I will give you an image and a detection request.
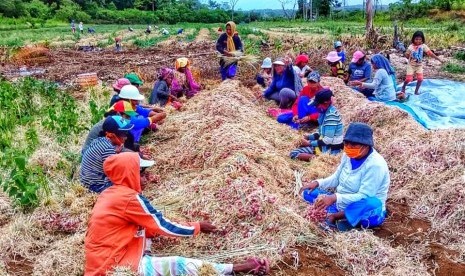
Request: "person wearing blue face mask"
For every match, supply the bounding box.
[290,89,344,161]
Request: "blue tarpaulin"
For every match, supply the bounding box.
[385,79,465,130]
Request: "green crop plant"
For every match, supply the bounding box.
[1,156,49,210]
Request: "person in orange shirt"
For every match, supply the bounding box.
[84,152,269,276]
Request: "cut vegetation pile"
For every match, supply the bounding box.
[0,76,464,275]
[12,46,52,65]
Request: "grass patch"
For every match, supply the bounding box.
[442,62,465,74]
[454,51,465,62]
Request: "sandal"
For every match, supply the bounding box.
[247,257,270,275]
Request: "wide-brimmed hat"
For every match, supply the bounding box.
[351,50,366,63]
[344,122,374,147]
[261,57,272,69]
[273,58,285,66]
[119,85,145,101]
[112,78,131,91]
[326,51,342,63]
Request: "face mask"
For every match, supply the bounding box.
[106,133,124,146]
[344,146,366,159]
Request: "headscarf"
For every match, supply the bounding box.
[175,57,190,70]
[371,54,395,75]
[307,71,321,83]
[158,67,174,81]
[225,21,237,52]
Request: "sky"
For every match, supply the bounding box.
[233,0,398,10]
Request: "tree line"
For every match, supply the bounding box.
[0,0,463,24]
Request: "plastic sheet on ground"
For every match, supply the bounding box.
[386,79,465,129]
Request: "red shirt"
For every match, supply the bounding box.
[291,84,324,115]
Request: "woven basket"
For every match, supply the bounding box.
[77,73,98,88]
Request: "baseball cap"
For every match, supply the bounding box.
[351,50,366,63]
[102,115,134,136]
[110,101,138,117]
[334,41,343,48]
[310,89,334,106]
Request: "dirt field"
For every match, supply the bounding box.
[1,27,465,276]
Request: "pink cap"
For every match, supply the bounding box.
[351,50,366,63]
[112,78,131,91]
[325,51,342,63]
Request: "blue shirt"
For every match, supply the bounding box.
[348,62,372,81]
[263,65,296,98]
[338,51,346,63]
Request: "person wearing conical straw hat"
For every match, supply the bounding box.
[85,152,270,276]
[299,122,390,231]
[172,57,201,99]
[216,21,243,80]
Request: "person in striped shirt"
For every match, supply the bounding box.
[290,89,344,161]
[80,115,134,193]
[85,152,270,276]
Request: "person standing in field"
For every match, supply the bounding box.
[399,31,443,97]
[79,22,84,34]
[71,20,76,33]
[216,21,243,80]
[115,37,122,52]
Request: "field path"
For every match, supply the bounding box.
[195,28,211,42]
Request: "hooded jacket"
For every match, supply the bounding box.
[84,152,200,275]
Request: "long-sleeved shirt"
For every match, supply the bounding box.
[85,152,199,275]
[150,80,170,106]
[310,105,344,147]
[81,119,105,154]
[263,65,296,98]
[216,33,243,54]
[362,69,396,102]
[317,149,390,211]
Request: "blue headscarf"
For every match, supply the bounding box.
[371,54,395,75]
